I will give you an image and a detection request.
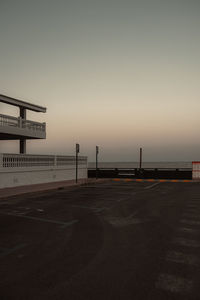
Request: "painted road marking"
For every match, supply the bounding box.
[184,207,200,211]
[186,208,200,214]
[144,182,160,189]
[183,213,200,219]
[112,179,193,183]
[178,227,199,234]
[172,237,200,248]
[108,217,146,227]
[1,212,78,229]
[188,200,200,203]
[156,273,193,293]
[0,243,27,258]
[107,213,149,227]
[186,205,199,209]
[95,208,106,212]
[166,251,199,266]
[180,219,200,226]
[70,205,106,211]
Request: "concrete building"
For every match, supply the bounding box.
[0,94,87,189]
[0,94,46,154]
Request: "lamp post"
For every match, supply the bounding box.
[96,146,99,179]
[139,147,143,170]
[76,143,80,183]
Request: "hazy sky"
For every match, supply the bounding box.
[0,0,200,161]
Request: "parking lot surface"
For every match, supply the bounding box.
[1,181,200,300]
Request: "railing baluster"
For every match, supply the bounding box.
[0,153,87,169]
[0,113,46,132]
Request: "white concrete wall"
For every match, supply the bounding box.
[0,165,87,188]
[192,162,200,179]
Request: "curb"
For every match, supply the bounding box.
[0,178,110,200]
[112,178,193,183]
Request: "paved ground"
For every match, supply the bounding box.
[1,181,200,300]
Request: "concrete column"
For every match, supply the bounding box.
[19,107,27,154]
[20,140,26,154]
[20,107,26,119]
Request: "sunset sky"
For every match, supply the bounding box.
[0,0,200,162]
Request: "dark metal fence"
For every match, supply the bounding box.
[88,168,192,180]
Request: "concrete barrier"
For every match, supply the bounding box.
[0,153,87,189]
[192,161,200,180]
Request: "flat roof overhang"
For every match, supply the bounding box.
[0,132,46,140]
[0,94,46,113]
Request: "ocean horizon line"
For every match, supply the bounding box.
[88,161,192,168]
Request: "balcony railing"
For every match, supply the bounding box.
[0,113,46,132]
[0,153,87,168]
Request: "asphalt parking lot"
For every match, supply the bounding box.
[1,180,200,300]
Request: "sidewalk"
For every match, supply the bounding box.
[0,178,109,199]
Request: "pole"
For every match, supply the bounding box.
[19,108,27,154]
[20,139,26,154]
[76,143,80,183]
[139,147,142,169]
[96,146,99,179]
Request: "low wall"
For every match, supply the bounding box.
[88,168,192,180]
[0,153,87,189]
[192,161,200,179]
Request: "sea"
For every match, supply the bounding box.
[88,162,192,169]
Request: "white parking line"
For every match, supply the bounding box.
[180,219,200,226]
[183,213,200,219]
[172,237,200,248]
[156,273,193,293]
[1,212,78,229]
[70,205,106,211]
[186,205,199,209]
[166,251,199,266]
[177,227,199,234]
[145,182,160,189]
[0,243,27,258]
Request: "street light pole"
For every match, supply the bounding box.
[139,147,142,170]
[76,143,80,183]
[96,146,99,180]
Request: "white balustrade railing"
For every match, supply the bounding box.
[0,114,19,127]
[0,153,87,169]
[0,113,46,132]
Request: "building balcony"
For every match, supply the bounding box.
[0,113,46,140]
